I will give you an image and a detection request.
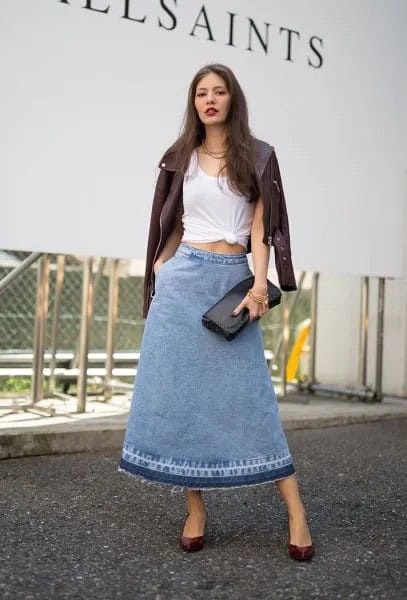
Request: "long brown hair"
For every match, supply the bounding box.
[166,63,260,203]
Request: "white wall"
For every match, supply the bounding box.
[315,276,407,396]
[1,0,406,280]
[315,197,407,396]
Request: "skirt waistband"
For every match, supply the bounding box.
[176,243,248,265]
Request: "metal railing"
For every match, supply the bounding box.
[0,248,386,418]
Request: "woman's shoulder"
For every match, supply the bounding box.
[251,137,276,177]
[156,140,183,168]
[157,138,276,171]
[252,136,275,156]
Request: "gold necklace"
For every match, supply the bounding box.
[201,139,227,159]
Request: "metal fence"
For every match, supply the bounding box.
[0,251,311,375]
[1,251,388,405]
[0,255,145,352]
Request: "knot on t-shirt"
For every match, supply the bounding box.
[224,232,238,244]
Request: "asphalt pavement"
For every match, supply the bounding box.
[0,419,406,600]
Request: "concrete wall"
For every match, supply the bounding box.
[315,275,407,396]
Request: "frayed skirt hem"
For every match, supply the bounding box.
[118,459,296,492]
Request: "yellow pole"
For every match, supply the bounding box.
[286,319,311,381]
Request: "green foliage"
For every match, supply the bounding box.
[0,377,31,392]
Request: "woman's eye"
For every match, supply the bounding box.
[196,91,226,97]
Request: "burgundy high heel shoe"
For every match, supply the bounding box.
[179,510,208,551]
[287,517,315,561]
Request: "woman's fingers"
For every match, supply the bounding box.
[153,259,163,275]
[231,302,243,316]
[232,299,270,321]
[248,304,268,321]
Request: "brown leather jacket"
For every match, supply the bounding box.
[142,137,297,318]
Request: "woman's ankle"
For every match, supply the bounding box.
[188,501,206,515]
[288,504,307,519]
[186,490,205,514]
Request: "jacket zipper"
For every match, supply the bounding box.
[268,177,280,247]
[267,185,273,246]
[150,213,163,299]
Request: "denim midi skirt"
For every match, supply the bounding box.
[119,242,295,490]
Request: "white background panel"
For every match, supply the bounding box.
[1,0,406,277]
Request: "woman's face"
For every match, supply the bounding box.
[194,72,231,125]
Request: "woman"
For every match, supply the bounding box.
[119,63,314,561]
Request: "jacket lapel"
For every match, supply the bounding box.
[157,149,179,172]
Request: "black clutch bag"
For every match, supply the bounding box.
[202,275,281,341]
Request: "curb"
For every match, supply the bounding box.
[282,412,407,431]
[0,429,124,460]
[1,412,406,460]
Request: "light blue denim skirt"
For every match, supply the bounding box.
[119,242,295,490]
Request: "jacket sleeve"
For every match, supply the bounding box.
[270,149,297,292]
[142,166,173,318]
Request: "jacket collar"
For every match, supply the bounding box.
[158,138,274,178]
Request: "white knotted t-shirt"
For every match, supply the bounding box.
[181,149,254,249]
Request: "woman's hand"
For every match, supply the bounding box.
[232,285,269,322]
[153,259,164,276]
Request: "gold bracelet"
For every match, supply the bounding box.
[248,295,268,308]
[247,287,268,301]
[247,289,269,306]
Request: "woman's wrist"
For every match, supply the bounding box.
[247,287,268,304]
[252,281,268,294]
